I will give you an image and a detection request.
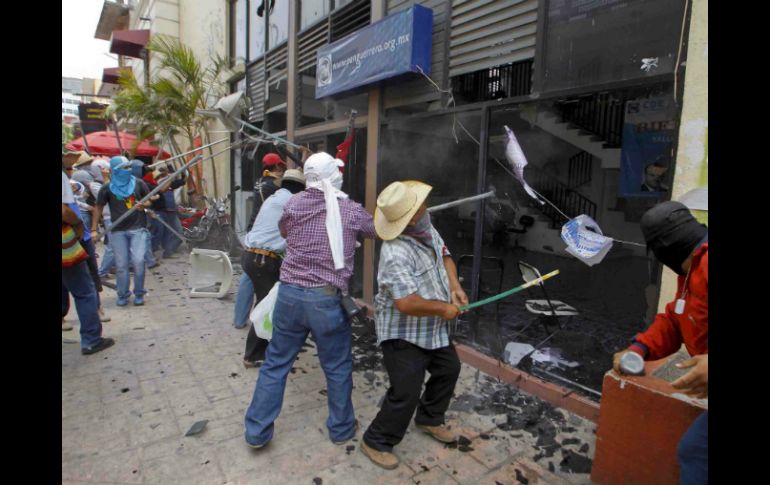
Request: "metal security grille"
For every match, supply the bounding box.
[449,0,538,77]
[452,59,532,102]
[329,0,370,42]
[298,19,330,73]
[246,58,265,122]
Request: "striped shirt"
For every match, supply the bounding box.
[279,189,376,293]
[374,226,452,350]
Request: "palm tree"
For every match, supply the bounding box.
[109,35,233,198]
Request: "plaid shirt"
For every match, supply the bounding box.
[374,226,452,350]
[279,189,376,293]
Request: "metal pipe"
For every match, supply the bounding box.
[147,137,230,169]
[146,209,188,243]
[233,117,301,149]
[470,106,490,303]
[427,190,495,213]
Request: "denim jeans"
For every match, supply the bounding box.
[110,228,147,301]
[233,272,255,328]
[149,217,163,252]
[98,218,115,276]
[61,260,103,350]
[160,211,184,257]
[678,411,708,485]
[143,228,157,266]
[244,284,355,446]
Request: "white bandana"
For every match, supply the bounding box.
[304,152,348,270]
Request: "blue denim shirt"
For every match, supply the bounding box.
[244,188,292,253]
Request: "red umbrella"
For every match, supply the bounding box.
[66,131,170,159]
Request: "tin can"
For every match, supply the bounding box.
[619,352,645,376]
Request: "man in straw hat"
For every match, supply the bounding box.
[360,180,468,470]
[244,152,376,449]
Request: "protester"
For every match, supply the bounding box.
[243,152,376,448]
[612,201,708,485]
[241,169,306,367]
[91,156,151,306]
[233,273,255,329]
[131,160,159,269]
[155,163,187,258]
[359,181,467,469]
[62,170,114,355]
[249,153,286,229]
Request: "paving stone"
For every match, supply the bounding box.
[410,465,461,485]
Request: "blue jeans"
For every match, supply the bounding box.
[98,218,114,276]
[143,228,157,266]
[110,229,147,301]
[160,211,184,257]
[149,217,163,252]
[61,260,103,350]
[233,272,255,328]
[678,411,708,485]
[244,284,354,446]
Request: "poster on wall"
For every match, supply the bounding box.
[619,96,676,198]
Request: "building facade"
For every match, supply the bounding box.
[226,0,707,395]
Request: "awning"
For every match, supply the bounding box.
[110,29,150,59]
[102,67,122,85]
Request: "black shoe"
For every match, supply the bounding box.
[333,419,359,445]
[82,337,115,355]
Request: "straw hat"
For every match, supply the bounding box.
[276,169,306,187]
[73,151,95,168]
[375,180,433,240]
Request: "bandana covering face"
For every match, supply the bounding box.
[403,211,433,246]
[304,152,348,270]
[109,156,136,200]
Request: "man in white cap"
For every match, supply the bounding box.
[244,152,376,449]
[360,180,468,470]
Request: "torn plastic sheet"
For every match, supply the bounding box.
[503,342,535,367]
[503,125,543,204]
[561,215,613,266]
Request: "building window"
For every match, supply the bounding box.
[268,0,289,48]
[233,0,247,62]
[249,1,266,59]
[300,0,330,31]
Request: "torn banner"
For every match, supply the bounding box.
[504,125,543,205]
[561,215,613,266]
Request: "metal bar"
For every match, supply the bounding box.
[233,117,301,149]
[461,270,560,311]
[534,368,603,398]
[146,137,229,169]
[427,190,495,213]
[146,209,188,243]
[470,106,490,303]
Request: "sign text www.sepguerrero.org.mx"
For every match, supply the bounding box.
[332,34,412,73]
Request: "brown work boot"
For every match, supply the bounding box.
[360,441,399,470]
[416,424,456,444]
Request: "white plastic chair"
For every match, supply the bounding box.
[188,248,233,298]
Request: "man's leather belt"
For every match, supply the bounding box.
[246,247,280,260]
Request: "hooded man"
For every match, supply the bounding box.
[360,181,468,470]
[243,152,376,449]
[612,200,708,484]
[91,156,151,306]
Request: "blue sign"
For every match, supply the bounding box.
[315,5,433,99]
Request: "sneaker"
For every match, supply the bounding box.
[98,308,111,322]
[116,298,129,307]
[147,261,160,269]
[62,318,73,331]
[134,296,145,306]
[243,359,259,368]
[360,440,399,470]
[82,337,115,355]
[245,438,269,449]
[415,424,457,444]
[332,420,359,445]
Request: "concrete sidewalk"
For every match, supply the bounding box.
[62,255,597,484]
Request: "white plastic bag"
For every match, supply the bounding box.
[249,282,280,340]
[560,214,613,266]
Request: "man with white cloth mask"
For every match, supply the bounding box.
[244,152,377,449]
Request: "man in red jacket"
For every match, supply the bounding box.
[613,201,707,485]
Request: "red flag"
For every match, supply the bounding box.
[335,128,355,168]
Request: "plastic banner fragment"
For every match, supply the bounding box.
[503,125,543,204]
[560,215,613,266]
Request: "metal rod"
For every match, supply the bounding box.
[233,117,301,149]
[470,106,490,303]
[427,190,495,213]
[146,209,188,243]
[110,115,125,156]
[460,270,560,311]
[147,137,230,169]
[533,368,603,398]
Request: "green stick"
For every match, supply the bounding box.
[460,270,560,311]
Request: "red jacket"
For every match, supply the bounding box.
[629,242,708,360]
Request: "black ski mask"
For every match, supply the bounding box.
[640,201,707,275]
